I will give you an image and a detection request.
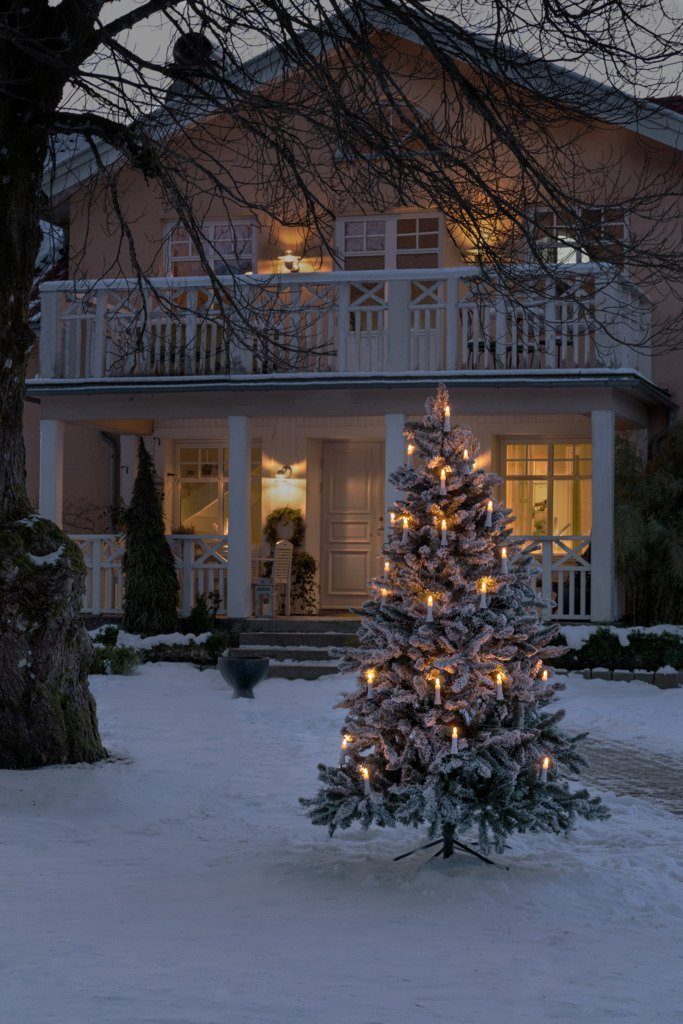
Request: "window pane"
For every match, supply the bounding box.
[180,482,220,533]
[505,479,548,534]
[552,479,592,535]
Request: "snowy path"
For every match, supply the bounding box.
[2,665,683,1024]
[581,740,683,817]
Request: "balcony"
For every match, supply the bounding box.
[37,265,652,385]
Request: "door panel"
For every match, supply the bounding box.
[320,441,383,609]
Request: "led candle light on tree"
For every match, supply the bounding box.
[426,594,434,622]
[340,734,351,765]
[406,442,415,465]
[359,765,371,796]
[495,671,505,701]
[440,468,447,496]
[444,404,451,432]
[485,500,493,529]
[540,668,549,692]
[384,560,390,573]
[501,547,509,574]
[540,755,550,783]
[302,384,607,863]
[433,674,442,705]
[366,668,376,686]
[380,587,388,607]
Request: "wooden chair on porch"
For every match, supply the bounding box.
[252,539,294,617]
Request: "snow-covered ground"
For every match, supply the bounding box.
[2,665,683,1024]
[561,672,683,756]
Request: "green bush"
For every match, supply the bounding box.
[90,644,140,675]
[93,624,120,647]
[549,627,683,672]
[292,550,318,614]
[186,591,221,634]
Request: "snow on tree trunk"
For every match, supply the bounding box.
[0,517,106,768]
[302,385,608,857]
[122,439,179,636]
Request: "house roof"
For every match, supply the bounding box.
[44,7,683,199]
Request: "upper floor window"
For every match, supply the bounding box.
[167,221,257,276]
[340,213,442,271]
[535,208,626,267]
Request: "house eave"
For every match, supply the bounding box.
[26,368,675,408]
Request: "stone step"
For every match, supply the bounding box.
[266,661,342,680]
[241,617,360,635]
[240,631,358,649]
[241,644,340,662]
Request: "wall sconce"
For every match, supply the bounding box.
[282,249,300,273]
[275,463,293,479]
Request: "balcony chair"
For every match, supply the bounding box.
[251,539,294,617]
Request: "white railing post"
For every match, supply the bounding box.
[184,286,198,375]
[39,286,60,378]
[591,409,616,621]
[336,281,349,372]
[445,275,458,369]
[386,278,411,371]
[91,538,102,615]
[90,285,107,377]
[540,539,553,621]
[181,538,194,617]
[227,416,252,617]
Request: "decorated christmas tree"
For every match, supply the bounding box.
[302,386,607,859]
[122,438,179,637]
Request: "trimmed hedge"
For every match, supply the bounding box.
[552,627,683,673]
[90,627,239,675]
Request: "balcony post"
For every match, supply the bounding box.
[39,419,64,527]
[91,285,107,377]
[227,415,252,618]
[386,278,411,371]
[384,413,405,540]
[590,409,616,622]
[39,286,59,378]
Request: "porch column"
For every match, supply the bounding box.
[590,409,616,622]
[119,434,139,506]
[39,419,64,527]
[227,415,252,618]
[384,413,405,538]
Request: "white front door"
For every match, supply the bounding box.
[320,441,383,610]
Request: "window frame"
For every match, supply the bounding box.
[165,219,259,277]
[336,211,444,270]
[500,437,592,538]
[173,441,262,541]
[532,206,628,268]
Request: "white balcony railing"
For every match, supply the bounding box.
[39,265,651,382]
[72,533,591,621]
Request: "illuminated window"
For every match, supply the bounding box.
[340,213,441,271]
[534,208,626,267]
[174,444,262,541]
[503,441,592,537]
[167,221,257,276]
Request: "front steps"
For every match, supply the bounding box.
[239,616,360,680]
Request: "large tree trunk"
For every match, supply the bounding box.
[0,106,106,768]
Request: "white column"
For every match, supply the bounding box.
[227,415,252,618]
[384,413,405,539]
[119,435,139,506]
[39,419,65,527]
[591,409,616,622]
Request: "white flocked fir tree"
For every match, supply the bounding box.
[302,386,608,859]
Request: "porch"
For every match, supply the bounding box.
[33,397,627,624]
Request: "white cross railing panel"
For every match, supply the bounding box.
[510,534,591,621]
[39,264,651,382]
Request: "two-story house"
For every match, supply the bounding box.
[27,21,682,625]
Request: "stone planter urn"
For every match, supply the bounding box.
[218,651,270,699]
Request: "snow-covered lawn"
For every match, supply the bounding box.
[2,665,683,1024]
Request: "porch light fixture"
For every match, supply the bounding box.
[275,463,293,479]
[282,249,300,272]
